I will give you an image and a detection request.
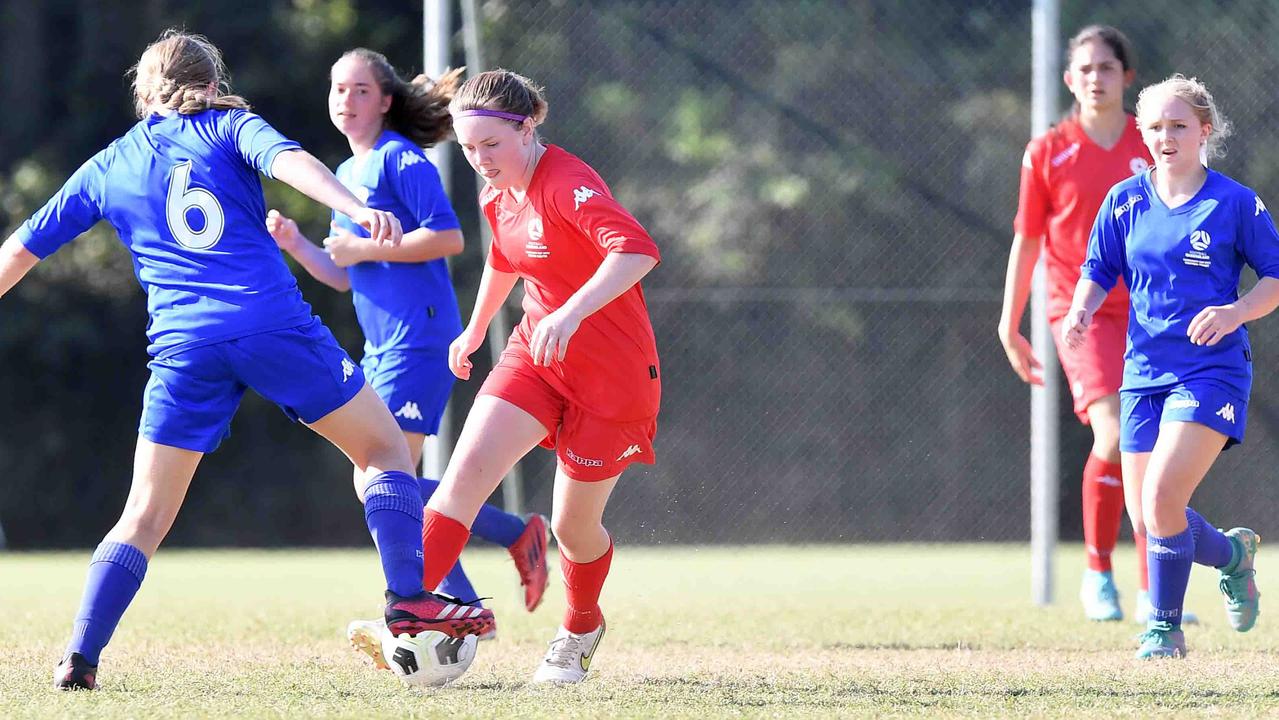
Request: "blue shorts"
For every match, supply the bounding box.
[361,349,454,435]
[139,319,365,453]
[1120,380,1247,453]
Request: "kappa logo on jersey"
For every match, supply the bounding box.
[572,185,599,210]
[1217,403,1236,424]
[1130,157,1150,174]
[616,444,642,461]
[565,448,604,468]
[395,401,423,421]
[397,151,426,172]
[1257,196,1269,217]
[1050,142,1080,168]
[1113,194,1143,219]
[341,358,356,382]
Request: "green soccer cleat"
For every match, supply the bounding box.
[1134,620,1186,660]
[1080,569,1123,621]
[1220,528,1261,632]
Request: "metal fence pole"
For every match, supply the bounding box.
[423,0,454,481]
[1030,0,1061,606]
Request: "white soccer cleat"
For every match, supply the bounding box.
[347,618,390,670]
[531,619,606,684]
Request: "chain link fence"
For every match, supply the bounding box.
[4,1,1279,548]
[453,0,1279,544]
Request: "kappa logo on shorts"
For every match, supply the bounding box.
[1217,403,1237,424]
[565,448,604,468]
[616,444,642,461]
[395,401,423,421]
[341,358,356,382]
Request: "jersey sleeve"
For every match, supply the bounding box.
[384,147,461,231]
[1013,139,1049,238]
[1238,192,1279,279]
[1080,189,1123,292]
[16,152,107,259]
[224,110,302,179]
[549,174,660,262]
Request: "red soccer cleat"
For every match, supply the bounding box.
[53,652,97,691]
[509,513,550,612]
[384,590,495,639]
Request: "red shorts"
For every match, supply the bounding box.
[478,351,658,482]
[1050,312,1126,423]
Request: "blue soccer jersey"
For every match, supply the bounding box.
[1082,168,1279,394]
[333,129,463,356]
[18,109,313,358]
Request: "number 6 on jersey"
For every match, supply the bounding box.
[166,160,225,249]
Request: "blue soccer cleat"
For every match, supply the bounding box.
[1134,620,1186,660]
[1220,528,1261,632]
[1080,569,1123,621]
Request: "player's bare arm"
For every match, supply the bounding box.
[0,234,40,299]
[529,252,658,366]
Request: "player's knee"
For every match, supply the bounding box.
[1142,494,1186,537]
[550,514,601,554]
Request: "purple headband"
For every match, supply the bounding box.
[454,109,528,123]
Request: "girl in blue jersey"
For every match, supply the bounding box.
[0,31,489,690]
[1065,75,1279,659]
[266,49,549,653]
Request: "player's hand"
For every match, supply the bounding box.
[448,326,487,380]
[529,306,583,367]
[323,223,370,267]
[1188,304,1244,346]
[349,207,402,247]
[265,210,302,253]
[998,330,1043,386]
[1062,307,1091,350]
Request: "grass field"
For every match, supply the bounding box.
[2,544,1278,718]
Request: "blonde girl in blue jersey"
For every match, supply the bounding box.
[0,30,492,690]
[267,50,550,656]
[1065,75,1279,658]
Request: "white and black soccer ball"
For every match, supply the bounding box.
[380,629,477,687]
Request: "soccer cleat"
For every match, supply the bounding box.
[1134,620,1186,659]
[1220,528,1261,632]
[531,619,606,684]
[348,616,496,672]
[52,652,97,690]
[347,619,391,671]
[1080,569,1123,621]
[384,589,496,639]
[509,513,550,612]
[1133,591,1199,626]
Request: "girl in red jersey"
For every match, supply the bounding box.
[422,69,659,683]
[998,25,1158,622]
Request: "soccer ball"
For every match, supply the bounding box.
[380,629,478,687]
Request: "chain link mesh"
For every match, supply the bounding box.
[463,1,1279,544]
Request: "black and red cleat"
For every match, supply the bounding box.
[384,590,495,639]
[509,513,550,612]
[53,652,97,691]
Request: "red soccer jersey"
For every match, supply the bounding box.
[481,144,661,423]
[1014,114,1151,321]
